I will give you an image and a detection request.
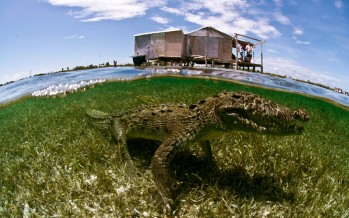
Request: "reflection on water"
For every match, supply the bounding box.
[0,67,348,108]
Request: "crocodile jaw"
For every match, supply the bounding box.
[222,111,306,134]
[214,92,310,135]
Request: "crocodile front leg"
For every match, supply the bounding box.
[150,135,187,214]
[111,120,138,175]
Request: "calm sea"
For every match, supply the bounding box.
[1,67,348,108]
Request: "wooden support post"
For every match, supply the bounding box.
[261,43,264,73]
[205,55,207,67]
[235,35,238,70]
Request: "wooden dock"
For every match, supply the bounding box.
[154,55,263,73]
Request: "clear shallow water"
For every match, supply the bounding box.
[1,67,349,216]
[1,67,348,108]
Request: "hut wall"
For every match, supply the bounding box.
[149,32,165,59]
[134,34,150,58]
[185,27,232,61]
[135,30,184,60]
[165,31,184,58]
[219,38,233,61]
[206,37,219,58]
[186,36,205,56]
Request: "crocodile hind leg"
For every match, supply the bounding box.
[150,136,184,215]
[111,120,138,176]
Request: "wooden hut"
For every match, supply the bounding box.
[133,26,264,72]
[185,26,232,66]
[133,29,185,65]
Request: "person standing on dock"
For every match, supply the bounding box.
[245,43,254,62]
[237,43,244,60]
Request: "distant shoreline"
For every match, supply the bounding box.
[142,65,349,96]
[0,64,133,87]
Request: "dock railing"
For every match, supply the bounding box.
[233,33,265,73]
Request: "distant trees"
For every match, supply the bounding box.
[61,61,119,72]
[73,65,98,71]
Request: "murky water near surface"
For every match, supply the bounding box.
[1,67,348,108]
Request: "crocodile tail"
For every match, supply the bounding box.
[86,109,113,130]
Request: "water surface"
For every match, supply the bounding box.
[1,67,348,108]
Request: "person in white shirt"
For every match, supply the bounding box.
[245,43,254,62]
[237,43,244,60]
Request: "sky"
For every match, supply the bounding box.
[0,0,348,89]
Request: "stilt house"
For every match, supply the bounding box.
[133,26,264,72]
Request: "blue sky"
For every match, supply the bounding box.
[1,0,348,89]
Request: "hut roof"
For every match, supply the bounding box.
[187,26,232,39]
[134,29,183,37]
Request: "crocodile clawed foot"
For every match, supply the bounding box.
[162,198,175,218]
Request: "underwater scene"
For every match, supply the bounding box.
[0,67,348,217]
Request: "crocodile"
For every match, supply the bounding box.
[86,91,309,214]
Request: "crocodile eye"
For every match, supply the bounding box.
[223,108,249,118]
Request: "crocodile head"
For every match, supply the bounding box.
[210,91,310,134]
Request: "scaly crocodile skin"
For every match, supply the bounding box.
[87,91,310,214]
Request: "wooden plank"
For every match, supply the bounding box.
[234,33,263,42]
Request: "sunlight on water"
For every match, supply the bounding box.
[32,79,106,97]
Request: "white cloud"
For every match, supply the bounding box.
[291,26,309,45]
[172,0,281,39]
[47,0,281,40]
[334,0,343,9]
[151,15,169,24]
[63,35,85,40]
[268,48,279,53]
[274,12,291,25]
[264,57,338,87]
[160,6,181,15]
[161,26,183,32]
[47,0,166,22]
[292,35,310,45]
[293,27,303,35]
